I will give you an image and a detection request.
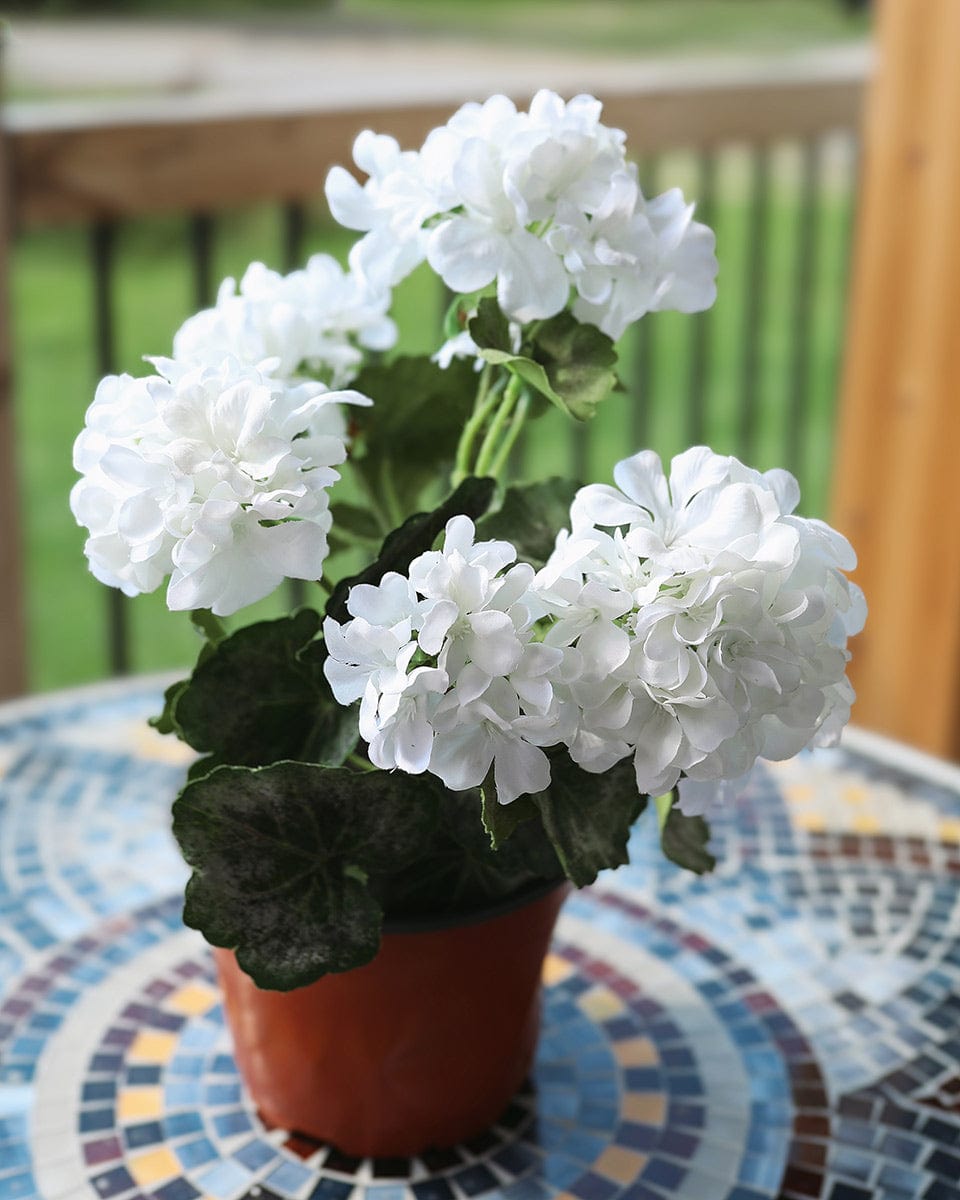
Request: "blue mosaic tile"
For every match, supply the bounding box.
[234,1138,278,1171]
[163,1112,205,1139]
[6,683,960,1200]
[265,1160,315,1192]
[211,1110,253,1138]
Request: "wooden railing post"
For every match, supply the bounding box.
[0,33,28,699]
[832,0,960,758]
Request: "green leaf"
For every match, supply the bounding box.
[469,295,513,353]
[655,790,716,875]
[442,288,495,340]
[327,501,383,545]
[170,609,357,770]
[533,754,647,887]
[532,312,619,421]
[149,678,188,737]
[381,787,562,916]
[173,761,440,989]
[477,477,581,569]
[326,476,496,626]
[350,355,480,512]
[480,774,538,849]
[469,300,619,422]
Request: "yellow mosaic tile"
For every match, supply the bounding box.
[578,987,624,1021]
[594,1146,649,1183]
[167,982,219,1016]
[940,818,960,844]
[794,810,826,833]
[134,724,199,765]
[621,1093,667,1124]
[842,784,869,807]
[785,784,813,805]
[614,1036,658,1066]
[127,1030,178,1063]
[129,1147,180,1186]
[542,953,574,986]
[852,813,882,835]
[116,1088,163,1121]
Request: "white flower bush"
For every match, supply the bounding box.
[70,90,865,984]
[327,90,717,338]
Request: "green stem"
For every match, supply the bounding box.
[452,364,502,485]
[487,388,530,480]
[348,752,377,773]
[475,373,523,478]
[379,456,404,528]
[191,609,226,644]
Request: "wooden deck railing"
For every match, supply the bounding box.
[1,52,870,697]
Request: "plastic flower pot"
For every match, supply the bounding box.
[213,882,570,1157]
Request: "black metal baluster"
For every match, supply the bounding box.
[686,150,716,447]
[786,139,821,488]
[90,221,129,676]
[738,145,770,462]
[190,212,215,310]
[282,200,306,272]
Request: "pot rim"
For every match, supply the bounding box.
[381,876,569,936]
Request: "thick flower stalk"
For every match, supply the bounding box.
[70,358,370,615]
[326,90,717,342]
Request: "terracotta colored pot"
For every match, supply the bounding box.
[213,882,569,1157]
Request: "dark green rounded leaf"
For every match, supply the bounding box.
[173,761,441,988]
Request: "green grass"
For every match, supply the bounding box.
[12,145,856,692]
[340,0,870,56]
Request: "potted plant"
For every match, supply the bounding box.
[69,91,865,1157]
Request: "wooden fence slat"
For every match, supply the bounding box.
[832,0,960,758]
[0,62,28,700]
[4,63,867,230]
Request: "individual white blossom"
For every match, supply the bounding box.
[322,516,564,804]
[173,255,395,392]
[534,447,865,804]
[551,184,719,340]
[71,358,371,616]
[325,90,717,336]
[433,329,481,370]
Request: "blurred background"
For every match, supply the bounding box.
[3,0,874,693]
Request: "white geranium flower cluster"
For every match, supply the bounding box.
[324,449,864,811]
[538,447,866,809]
[323,516,566,804]
[174,255,395,389]
[70,358,370,616]
[326,91,717,340]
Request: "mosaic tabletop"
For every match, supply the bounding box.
[3,679,960,1200]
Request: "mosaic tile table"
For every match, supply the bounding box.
[3,679,960,1200]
